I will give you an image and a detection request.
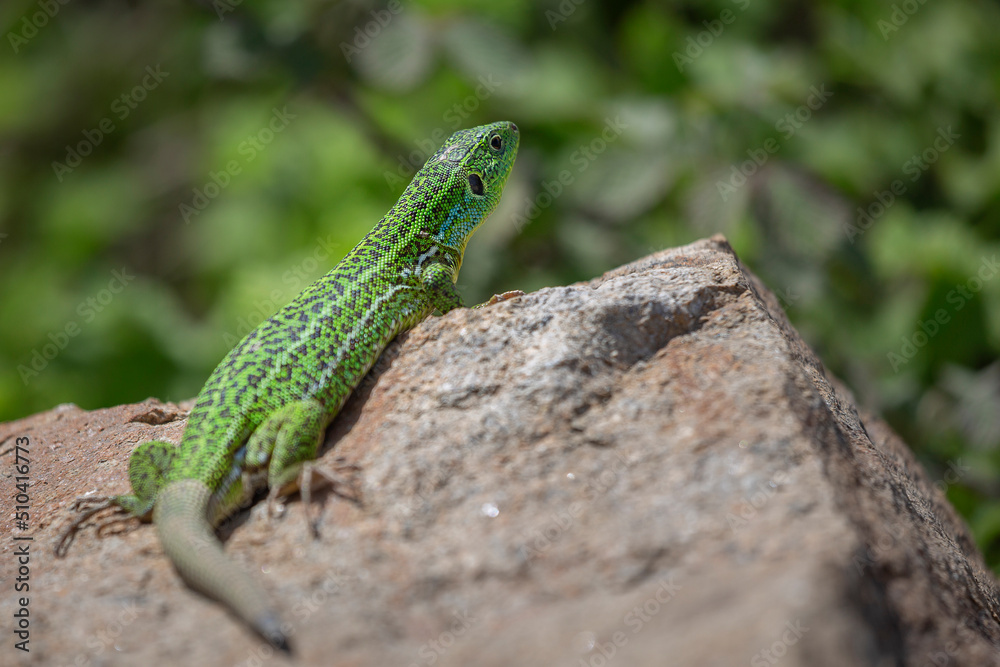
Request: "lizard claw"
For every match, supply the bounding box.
[55,496,124,557]
[298,459,362,538]
[265,491,288,520]
[266,458,362,537]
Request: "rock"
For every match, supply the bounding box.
[4,235,999,666]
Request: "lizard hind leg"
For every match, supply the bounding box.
[245,399,356,536]
[124,438,178,511]
[55,439,178,556]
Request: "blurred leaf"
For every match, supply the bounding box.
[352,11,433,91]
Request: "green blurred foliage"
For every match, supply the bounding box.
[2,0,999,566]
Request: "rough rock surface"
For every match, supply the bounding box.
[3,235,1000,666]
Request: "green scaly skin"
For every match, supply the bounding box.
[59,121,519,651]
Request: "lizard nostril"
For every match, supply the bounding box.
[509,123,518,132]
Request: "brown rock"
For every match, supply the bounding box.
[3,235,999,666]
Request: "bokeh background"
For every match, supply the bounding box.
[2,0,999,567]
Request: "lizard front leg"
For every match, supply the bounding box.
[422,261,523,312]
[421,261,465,313]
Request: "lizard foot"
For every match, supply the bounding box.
[266,457,362,537]
[475,290,525,309]
[54,497,133,557]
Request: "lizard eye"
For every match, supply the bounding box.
[468,173,484,195]
[489,134,503,151]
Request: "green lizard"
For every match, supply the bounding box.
[57,121,520,651]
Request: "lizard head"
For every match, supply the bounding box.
[398,121,519,256]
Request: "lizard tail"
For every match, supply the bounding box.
[154,479,291,652]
